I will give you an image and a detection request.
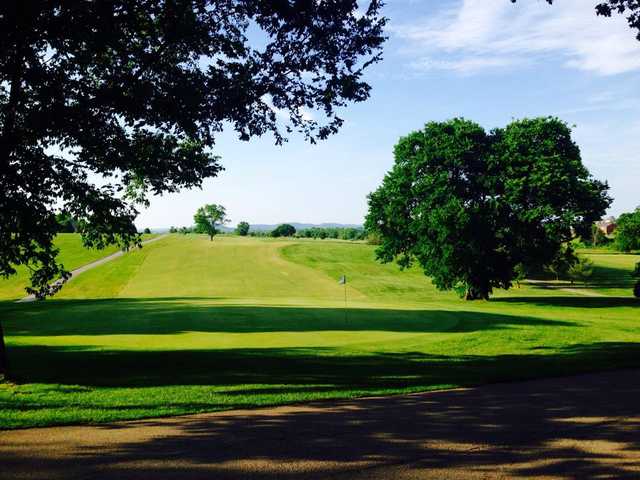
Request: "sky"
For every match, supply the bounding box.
[135,0,640,229]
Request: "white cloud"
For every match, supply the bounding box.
[392,0,640,75]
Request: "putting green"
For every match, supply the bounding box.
[1,235,638,429]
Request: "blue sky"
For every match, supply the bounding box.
[136,0,640,229]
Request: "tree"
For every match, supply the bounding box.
[143,228,151,234]
[512,1,640,39]
[55,212,77,233]
[545,245,577,282]
[632,262,640,298]
[236,221,250,237]
[194,204,228,241]
[169,226,177,233]
[271,224,296,238]
[568,256,594,285]
[615,209,640,252]
[0,2,385,377]
[365,117,611,300]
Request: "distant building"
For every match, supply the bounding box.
[596,216,617,235]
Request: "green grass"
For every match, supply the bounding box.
[1,235,638,429]
[0,234,157,301]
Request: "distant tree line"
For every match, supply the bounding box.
[295,227,366,240]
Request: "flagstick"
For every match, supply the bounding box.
[344,281,347,322]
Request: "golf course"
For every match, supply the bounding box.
[1,234,638,429]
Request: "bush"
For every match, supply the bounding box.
[615,209,640,252]
[568,256,594,284]
[271,224,296,237]
[236,221,250,236]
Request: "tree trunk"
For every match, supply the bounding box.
[0,319,9,380]
[465,286,489,301]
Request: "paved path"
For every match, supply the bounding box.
[1,369,639,479]
[17,235,168,303]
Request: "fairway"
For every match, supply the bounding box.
[1,234,639,429]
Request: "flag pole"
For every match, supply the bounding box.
[344,279,347,322]
[339,275,347,322]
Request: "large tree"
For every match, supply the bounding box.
[365,118,611,300]
[0,1,385,377]
[194,204,229,241]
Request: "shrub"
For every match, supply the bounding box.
[271,224,296,237]
[615,209,640,252]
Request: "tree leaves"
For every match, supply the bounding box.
[365,118,611,300]
[0,1,385,297]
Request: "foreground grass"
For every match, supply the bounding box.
[1,235,638,429]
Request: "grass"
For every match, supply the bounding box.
[0,233,157,301]
[1,235,638,429]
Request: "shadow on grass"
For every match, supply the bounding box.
[5,340,640,390]
[2,346,640,479]
[492,296,639,308]
[524,263,637,290]
[1,298,577,336]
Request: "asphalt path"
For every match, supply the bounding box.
[1,369,639,479]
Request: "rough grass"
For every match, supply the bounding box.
[1,235,638,429]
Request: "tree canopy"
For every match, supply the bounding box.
[235,221,250,236]
[365,117,611,300]
[0,1,386,298]
[615,208,640,252]
[271,224,297,237]
[194,204,228,240]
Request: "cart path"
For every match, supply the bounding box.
[1,369,639,479]
[17,235,168,303]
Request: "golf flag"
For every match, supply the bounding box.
[338,275,346,285]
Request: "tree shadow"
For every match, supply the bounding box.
[2,298,577,336]
[492,296,639,308]
[523,263,637,290]
[1,354,639,479]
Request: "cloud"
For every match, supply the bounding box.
[392,0,640,75]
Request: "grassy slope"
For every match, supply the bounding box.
[0,234,157,301]
[1,235,638,429]
[0,235,121,301]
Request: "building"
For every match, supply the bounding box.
[596,216,617,235]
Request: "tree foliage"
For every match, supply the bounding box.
[632,262,640,298]
[297,227,365,240]
[271,224,296,238]
[615,208,640,252]
[194,204,228,240]
[568,256,594,285]
[365,118,611,300]
[235,221,250,236]
[0,1,386,299]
